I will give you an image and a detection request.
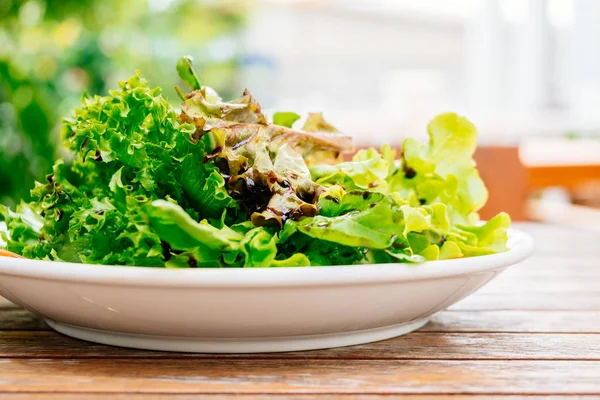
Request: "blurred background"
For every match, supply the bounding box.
[1,0,600,228]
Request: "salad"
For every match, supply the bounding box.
[0,57,510,268]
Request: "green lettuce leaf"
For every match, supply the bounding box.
[283,192,433,251]
[451,212,511,256]
[273,111,301,128]
[145,200,241,252]
[177,56,202,90]
[310,148,389,193]
[240,227,278,267]
[389,112,488,223]
[276,231,366,266]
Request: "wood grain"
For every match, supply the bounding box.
[0,310,48,331]
[479,279,600,294]
[450,292,600,311]
[500,262,600,278]
[4,309,600,334]
[0,331,597,361]
[426,310,600,333]
[496,256,600,272]
[0,359,598,394]
[0,395,596,400]
[512,224,599,256]
[0,299,18,310]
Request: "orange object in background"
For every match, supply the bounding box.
[476,142,600,223]
[475,146,528,221]
[0,250,23,258]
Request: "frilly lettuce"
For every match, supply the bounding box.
[391,113,488,224]
[0,58,510,267]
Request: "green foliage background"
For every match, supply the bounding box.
[0,0,246,206]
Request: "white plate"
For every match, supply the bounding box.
[0,229,533,353]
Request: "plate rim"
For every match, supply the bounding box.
[0,228,534,287]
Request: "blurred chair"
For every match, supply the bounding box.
[475,146,528,221]
[476,141,600,224]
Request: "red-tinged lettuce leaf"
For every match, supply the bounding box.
[179,92,354,228]
[301,112,339,133]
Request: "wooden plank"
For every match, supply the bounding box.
[513,222,586,238]
[486,276,600,291]
[514,224,600,257]
[0,395,596,400]
[0,395,595,400]
[493,263,600,280]
[0,310,48,331]
[425,310,600,333]
[503,256,600,271]
[0,331,597,361]
[3,309,599,334]
[0,299,18,310]
[454,257,600,296]
[528,243,599,257]
[499,269,600,282]
[0,359,597,394]
[451,292,600,311]
[478,279,600,295]
[492,271,600,288]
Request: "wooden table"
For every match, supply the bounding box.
[0,223,598,399]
